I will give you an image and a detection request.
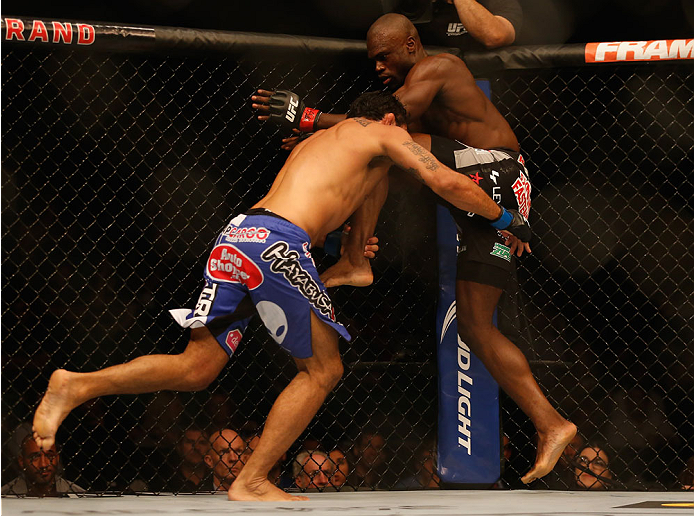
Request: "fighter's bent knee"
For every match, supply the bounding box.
[178,333,229,391]
[179,359,219,391]
[312,360,343,392]
[326,361,344,390]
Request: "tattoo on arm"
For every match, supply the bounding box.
[402,140,440,171]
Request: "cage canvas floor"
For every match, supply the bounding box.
[3,490,693,516]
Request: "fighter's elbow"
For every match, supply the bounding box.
[481,38,504,50]
[479,25,515,49]
[481,33,513,49]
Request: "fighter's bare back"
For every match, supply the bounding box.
[253,119,393,245]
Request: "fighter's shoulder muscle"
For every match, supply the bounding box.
[409,53,471,82]
[334,118,406,155]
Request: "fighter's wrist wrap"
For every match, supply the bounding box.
[490,207,532,243]
[490,207,513,229]
[299,107,321,132]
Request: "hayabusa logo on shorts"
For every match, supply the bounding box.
[261,241,336,320]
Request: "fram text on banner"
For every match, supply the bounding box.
[585,39,694,63]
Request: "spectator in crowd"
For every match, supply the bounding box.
[678,455,693,491]
[328,449,350,488]
[2,435,84,497]
[204,428,251,492]
[167,426,211,492]
[414,0,522,52]
[395,439,440,489]
[349,431,393,488]
[573,444,614,490]
[293,450,334,490]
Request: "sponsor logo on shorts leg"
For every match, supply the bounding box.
[207,244,264,289]
[512,172,531,219]
[256,300,288,344]
[194,281,218,316]
[490,242,512,262]
[225,329,243,353]
[226,226,271,243]
[260,241,336,320]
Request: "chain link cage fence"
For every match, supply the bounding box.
[2,19,693,495]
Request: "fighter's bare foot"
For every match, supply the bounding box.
[320,256,374,288]
[228,477,309,502]
[33,369,86,451]
[521,420,577,484]
[321,258,373,288]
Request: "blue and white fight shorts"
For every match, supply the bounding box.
[170,208,351,359]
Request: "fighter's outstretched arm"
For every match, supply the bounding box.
[384,128,501,220]
[383,127,531,244]
[251,90,345,128]
[251,89,346,150]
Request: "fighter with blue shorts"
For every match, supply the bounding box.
[170,208,351,359]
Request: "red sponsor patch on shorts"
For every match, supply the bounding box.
[225,329,242,353]
[512,172,531,219]
[207,244,264,289]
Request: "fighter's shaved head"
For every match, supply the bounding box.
[367,13,420,43]
[366,13,426,90]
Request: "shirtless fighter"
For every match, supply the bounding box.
[32,92,529,502]
[252,13,576,484]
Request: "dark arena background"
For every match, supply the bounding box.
[1,4,694,515]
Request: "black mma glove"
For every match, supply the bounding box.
[267,90,321,133]
[490,207,531,243]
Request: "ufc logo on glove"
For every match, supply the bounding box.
[285,95,299,122]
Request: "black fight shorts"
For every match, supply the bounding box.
[429,135,531,289]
